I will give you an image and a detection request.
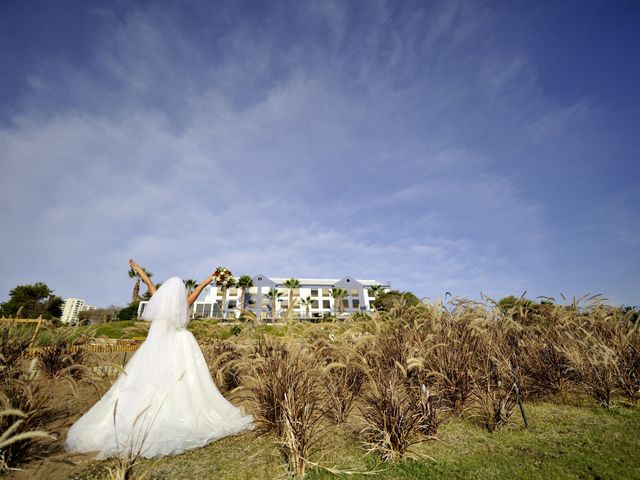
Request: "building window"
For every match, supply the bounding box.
[228,301,237,309]
[311,289,318,297]
[352,299,359,309]
[350,288,358,297]
[312,300,319,308]
[342,299,349,308]
[323,300,330,309]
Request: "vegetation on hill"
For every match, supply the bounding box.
[1,292,639,479]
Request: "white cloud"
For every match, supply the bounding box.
[0,1,582,306]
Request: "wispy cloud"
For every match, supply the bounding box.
[1,0,636,305]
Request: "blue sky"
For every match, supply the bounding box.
[1,0,638,307]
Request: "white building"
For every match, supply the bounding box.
[138,275,390,320]
[60,298,95,324]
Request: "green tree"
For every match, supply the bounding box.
[0,282,63,319]
[117,301,140,320]
[265,288,284,321]
[300,296,313,319]
[372,290,420,311]
[283,278,301,321]
[329,288,348,317]
[237,275,254,310]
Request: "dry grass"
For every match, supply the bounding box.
[242,338,326,477]
[3,295,640,478]
[36,328,86,379]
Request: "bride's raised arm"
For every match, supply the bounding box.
[188,273,214,306]
[129,259,157,296]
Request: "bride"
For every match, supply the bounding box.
[66,260,252,459]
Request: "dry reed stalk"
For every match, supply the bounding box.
[0,408,53,473]
[242,337,326,478]
[428,319,480,414]
[311,338,366,424]
[521,325,574,399]
[359,369,424,462]
[563,328,620,408]
[414,384,441,436]
[202,341,245,394]
[0,378,62,468]
[37,341,85,379]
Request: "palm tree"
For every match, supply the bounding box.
[369,284,384,310]
[184,279,198,293]
[300,296,313,319]
[338,288,348,316]
[329,287,348,317]
[265,288,284,321]
[141,282,161,301]
[128,268,139,302]
[237,275,254,311]
[128,267,152,302]
[283,278,301,321]
[369,284,383,297]
[220,278,237,319]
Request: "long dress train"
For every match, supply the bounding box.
[66,277,252,459]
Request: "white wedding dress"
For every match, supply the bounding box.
[66,277,252,459]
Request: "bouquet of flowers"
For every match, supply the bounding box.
[212,266,234,287]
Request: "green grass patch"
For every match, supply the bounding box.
[89,320,149,339]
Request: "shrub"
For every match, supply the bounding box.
[0,326,33,380]
[359,369,424,462]
[203,341,244,393]
[563,329,620,409]
[428,320,480,414]
[0,380,60,469]
[0,408,52,472]
[314,342,366,424]
[414,385,441,436]
[372,290,420,312]
[36,329,85,380]
[521,325,574,398]
[117,302,140,321]
[243,338,325,478]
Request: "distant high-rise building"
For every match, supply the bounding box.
[61,298,95,324]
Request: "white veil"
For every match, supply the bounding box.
[141,277,190,330]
